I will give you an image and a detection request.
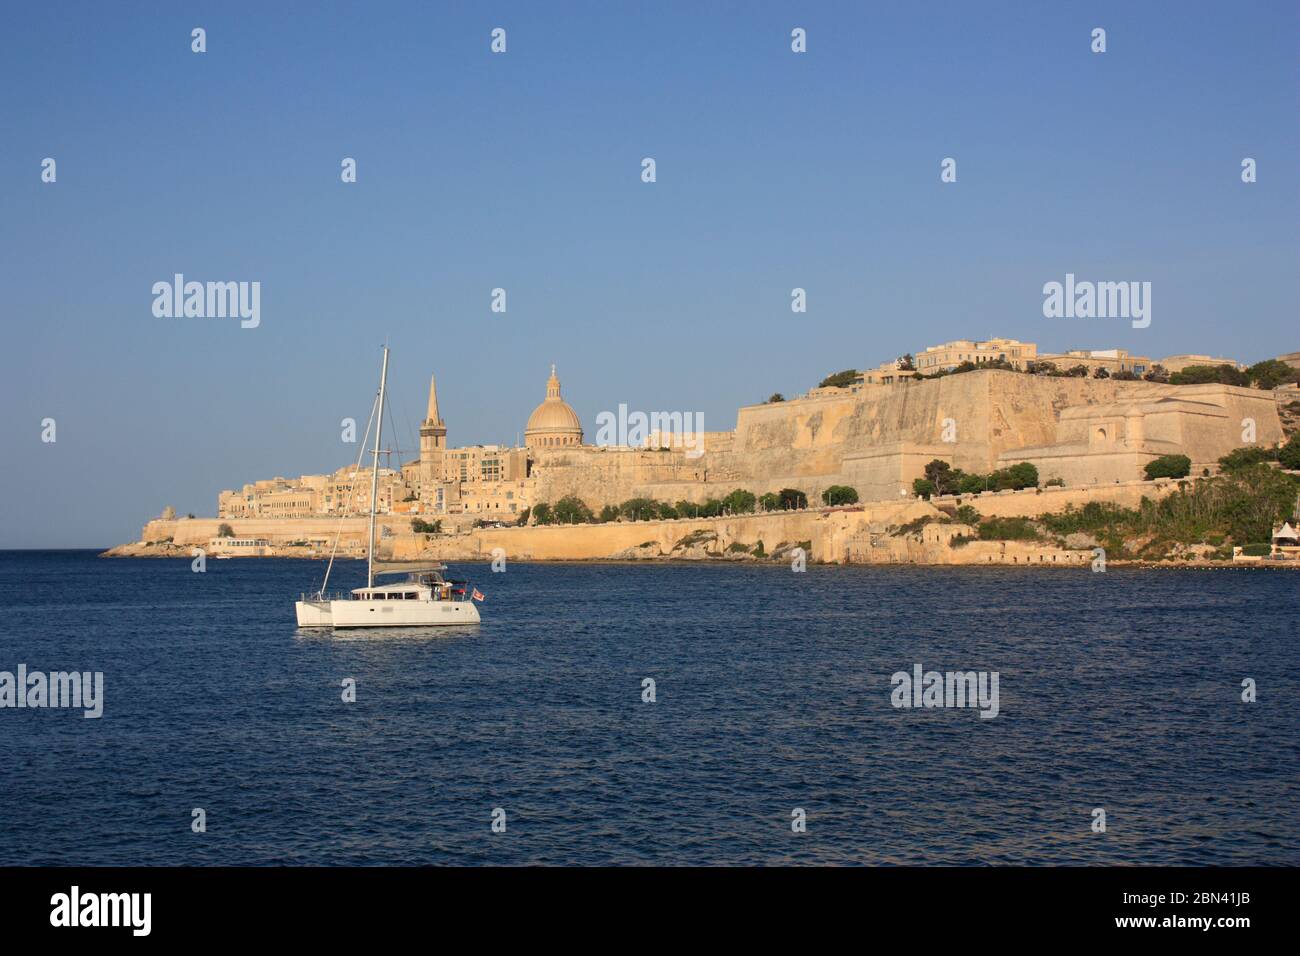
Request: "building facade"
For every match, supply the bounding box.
[914,338,1037,373]
[218,366,582,521]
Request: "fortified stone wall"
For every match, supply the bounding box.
[527,372,1282,510]
[530,444,714,508]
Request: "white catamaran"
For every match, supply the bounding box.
[294,346,482,629]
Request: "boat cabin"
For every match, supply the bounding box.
[349,565,468,602]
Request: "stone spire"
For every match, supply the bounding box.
[425,374,443,425]
[546,364,561,399]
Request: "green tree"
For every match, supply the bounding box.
[767,393,785,403]
[923,460,961,496]
[821,485,859,506]
[697,498,724,517]
[1000,462,1039,490]
[1144,454,1191,480]
[1169,364,1249,387]
[553,496,594,524]
[411,518,441,534]
[1247,359,1300,390]
[721,489,757,514]
[618,497,658,521]
[912,478,936,499]
[217,523,234,537]
[818,369,859,389]
[531,502,553,525]
[598,504,620,522]
[954,505,980,525]
[758,492,780,512]
[777,488,807,510]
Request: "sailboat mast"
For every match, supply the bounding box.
[367,346,389,589]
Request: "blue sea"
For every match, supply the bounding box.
[0,550,1296,866]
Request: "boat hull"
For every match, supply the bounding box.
[295,598,481,628]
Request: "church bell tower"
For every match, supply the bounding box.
[419,374,447,506]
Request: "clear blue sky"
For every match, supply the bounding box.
[2,1,1296,547]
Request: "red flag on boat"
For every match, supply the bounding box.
[471,588,484,602]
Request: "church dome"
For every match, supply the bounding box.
[525,365,584,448]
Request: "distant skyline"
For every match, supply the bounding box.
[2,1,1296,547]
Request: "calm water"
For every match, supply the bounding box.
[0,550,1296,866]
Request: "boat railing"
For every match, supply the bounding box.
[300,591,352,602]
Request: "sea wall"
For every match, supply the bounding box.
[115,476,1192,563]
[930,477,1183,519]
[391,499,935,564]
[133,516,405,549]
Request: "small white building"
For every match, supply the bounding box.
[1271,522,1299,559]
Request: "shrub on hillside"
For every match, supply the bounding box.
[976,517,1040,541]
[1218,446,1277,473]
[1279,433,1300,470]
[1144,454,1191,480]
[1040,465,1298,552]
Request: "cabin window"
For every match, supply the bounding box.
[373,592,385,600]
[404,592,417,600]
